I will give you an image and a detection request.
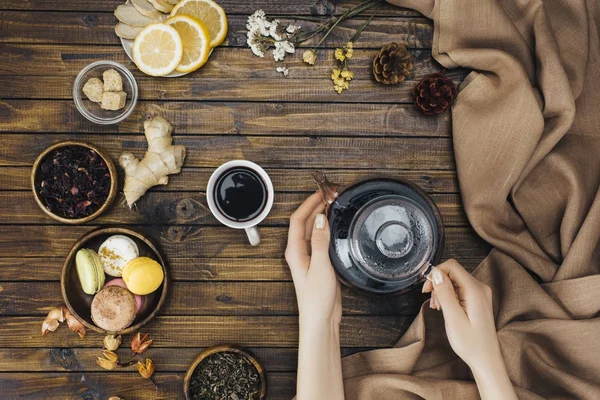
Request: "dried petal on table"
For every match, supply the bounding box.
[137,358,156,379]
[97,350,119,370]
[62,306,86,338]
[41,306,65,336]
[131,332,153,355]
[104,334,122,351]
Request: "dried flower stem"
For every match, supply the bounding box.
[298,0,383,49]
[149,376,158,388]
[350,8,378,43]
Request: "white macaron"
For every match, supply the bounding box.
[98,235,139,277]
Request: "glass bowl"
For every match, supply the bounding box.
[73,60,138,125]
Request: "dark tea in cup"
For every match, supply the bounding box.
[214,167,268,222]
[207,160,274,246]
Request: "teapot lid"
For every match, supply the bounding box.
[348,194,434,282]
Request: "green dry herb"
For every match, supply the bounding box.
[189,351,261,400]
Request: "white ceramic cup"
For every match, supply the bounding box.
[206,160,274,246]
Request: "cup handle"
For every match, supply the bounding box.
[245,226,261,246]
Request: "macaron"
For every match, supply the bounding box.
[75,248,105,295]
[98,235,139,277]
[104,278,144,313]
[91,286,136,332]
[122,257,164,295]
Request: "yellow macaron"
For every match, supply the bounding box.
[122,257,164,295]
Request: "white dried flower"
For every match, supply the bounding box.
[286,24,301,34]
[273,42,286,61]
[276,66,289,76]
[269,20,283,40]
[247,9,271,36]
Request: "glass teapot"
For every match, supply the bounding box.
[312,171,444,295]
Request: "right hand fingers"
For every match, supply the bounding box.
[422,259,477,293]
[431,267,468,326]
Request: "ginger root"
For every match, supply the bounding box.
[119,116,186,207]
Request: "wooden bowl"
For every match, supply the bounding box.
[184,345,267,400]
[61,227,168,334]
[31,140,118,224]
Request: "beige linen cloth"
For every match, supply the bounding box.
[342,0,600,398]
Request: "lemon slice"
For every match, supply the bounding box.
[170,0,228,48]
[132,23,183,76]
[165,15,211,72]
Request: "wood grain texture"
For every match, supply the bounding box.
[0,316,410,347]
[0,347,373,372]
[0,281,426,316]
[0,75,466,104]
[0,225,490,259]
[0,372,296,400]
[0,99,452,137]
[0,45,462,79]
[0,13,433,48]
[0,257,483,281]
[0,0,420,16]
[0,191,469,226]
[0,167,460,193]
[0,134,456,170]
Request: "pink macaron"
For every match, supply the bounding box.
[104,278,144,313]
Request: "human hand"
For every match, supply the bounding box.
[285,192,342,327]
[422,259,497,370]
[423,260,516,400]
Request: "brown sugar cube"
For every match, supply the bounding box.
[103,69,123,92]
[82,78,104,103]
[101,91,127,111]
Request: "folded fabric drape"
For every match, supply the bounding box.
[342,0,600,398]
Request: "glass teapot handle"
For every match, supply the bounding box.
[312,171,340,206]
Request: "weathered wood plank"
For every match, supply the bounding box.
[0,99,452,137]
[0,167,460,193]
[0,74,466,104]
[0,0,420,16]
[0,12,433,48]
[0,256,483,281]
[0,225,490,259]
[0,347,370,372]
[0,45,459,80]
[0,134,456,170]
[0,372,295,400]
[0,281,426,316]
[0,191,468,226]
[0,316,410,347]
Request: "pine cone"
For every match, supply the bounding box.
[372,42,413,85]
[413,73,457,115]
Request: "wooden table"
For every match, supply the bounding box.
[0,1,487,398]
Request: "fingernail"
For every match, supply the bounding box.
[315,214,326,230]
[432,268,444,285]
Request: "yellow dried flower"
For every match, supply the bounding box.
[137,358,156,379]
[334,76,346,87]
[346,41,353,49]
[334,48,345,62]
[104,334,122,351]
[97,350,118,370]
[341,68,354,80]
[302,50,317,65]
[345,42,354,59]
[331,68,341,80]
